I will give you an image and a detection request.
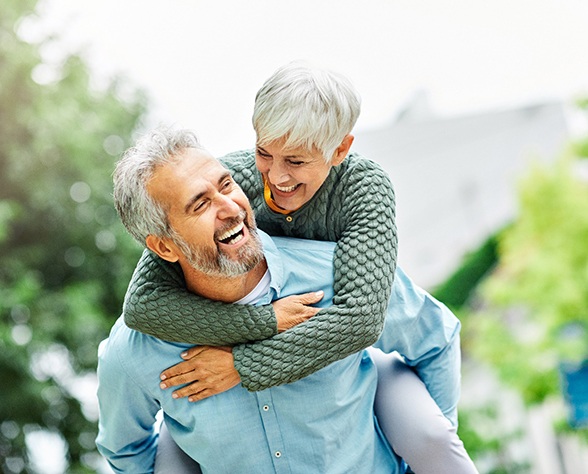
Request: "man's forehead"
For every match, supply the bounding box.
[148,149,226,201]
[167,148,225,180]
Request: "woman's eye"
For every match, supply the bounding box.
[256,150,271,159]
[288,160,304,166]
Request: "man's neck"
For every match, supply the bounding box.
[180,259,268,303]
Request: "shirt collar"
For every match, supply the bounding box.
[258,230,284,298]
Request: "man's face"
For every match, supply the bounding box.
[255,138,340,211]
[148,148,263,277]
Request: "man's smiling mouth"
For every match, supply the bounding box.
[217,222,245,245]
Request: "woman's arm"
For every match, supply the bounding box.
[123,249,278,345]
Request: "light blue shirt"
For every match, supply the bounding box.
[96,232,461,473]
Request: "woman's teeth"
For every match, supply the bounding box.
[275,183,299,193]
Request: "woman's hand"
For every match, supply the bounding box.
[160,346,240,402]
[272,291,324,332]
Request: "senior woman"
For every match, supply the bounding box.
[122,62,477,473]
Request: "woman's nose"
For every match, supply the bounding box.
[268,160,290,184]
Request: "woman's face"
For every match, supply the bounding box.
[255,138,347,211]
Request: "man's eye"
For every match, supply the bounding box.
[288,160,304,166]
[221,179,234,190]
[193,201,207,212]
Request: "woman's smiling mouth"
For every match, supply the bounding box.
[274,183,301,193]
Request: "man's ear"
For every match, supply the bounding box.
[145,235,180,263]
[331,134,354,166]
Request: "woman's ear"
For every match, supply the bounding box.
[145,235,180,263]
[331,134,354,166]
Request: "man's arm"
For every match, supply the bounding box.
[96,334,161,473]
[372,267,462,426]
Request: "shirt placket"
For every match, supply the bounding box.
[255,390,291,474]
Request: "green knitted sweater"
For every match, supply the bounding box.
[123,150,397,391]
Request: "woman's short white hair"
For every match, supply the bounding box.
[253,61,361,163]
[113,127,202,245]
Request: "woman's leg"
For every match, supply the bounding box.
[154,421,203,474]
[368,348,479,474]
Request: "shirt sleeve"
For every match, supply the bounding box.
[95,335,161,473]
[123,249,278,346]
[233,159,398,391]
[372,267,462,426]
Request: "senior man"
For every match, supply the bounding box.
[96,128,465,473]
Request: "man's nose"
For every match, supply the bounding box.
[216,193,241,219]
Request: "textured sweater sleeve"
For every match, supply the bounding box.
[233,158,398,391]
[123,249,277,345]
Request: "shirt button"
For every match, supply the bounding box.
[263,405,270,411]
[285,216,293,222]
[275,451,282,458]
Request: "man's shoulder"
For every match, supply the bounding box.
[259,232,336,301]
[271,235,336,253]
[260,231,336,260]
[99,317,189,369]
[99,317,137,362]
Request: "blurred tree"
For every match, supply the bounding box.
[0,0,147,471]
[465,149,588,405]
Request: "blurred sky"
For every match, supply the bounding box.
[26,0,588,156]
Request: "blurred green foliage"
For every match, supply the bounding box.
[0,0,146,471]
[436,105,588,469]
[432,233,499,310]
[464,152,588,405]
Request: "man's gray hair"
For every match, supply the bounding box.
[113,127,203,245]
[253,61,361,163]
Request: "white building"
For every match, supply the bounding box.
[353,98,570,289]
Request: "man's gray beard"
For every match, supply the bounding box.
[172,222,264,278]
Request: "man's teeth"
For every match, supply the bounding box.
[218,222,244,244]
[275,183,299,193]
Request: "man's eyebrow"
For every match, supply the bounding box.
[183,171,233,214]
[218,171,232,184]
[184,190,207,214]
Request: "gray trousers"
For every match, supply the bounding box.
[154,351,478,473]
